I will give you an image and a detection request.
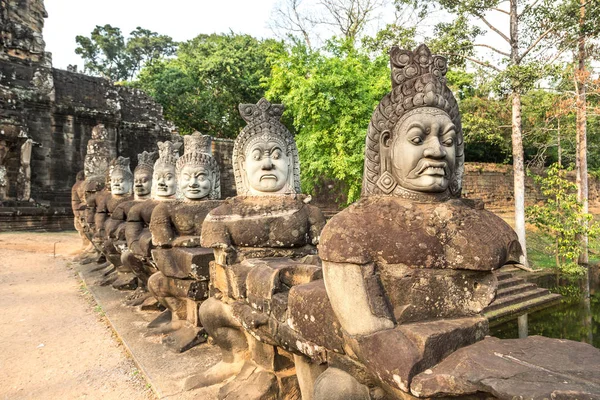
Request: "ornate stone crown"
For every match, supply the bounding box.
[362,44,464,198]
[156,140,181,167]
[233,98,301,195]
[134,151,157,174]
[176,132,220,200]
[110,156,133,180]
[176,132,218,171]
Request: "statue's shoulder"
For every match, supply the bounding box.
[319,196,411,264]
[205,197,235,219]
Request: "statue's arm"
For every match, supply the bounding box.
[322,261,395,336]
[150,203,175,247]
[126,213,144,249]
[106,205,126,239]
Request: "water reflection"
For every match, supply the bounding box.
[490,265,599,348]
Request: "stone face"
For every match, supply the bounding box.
[410,336,600,399]
[319,197,521,270]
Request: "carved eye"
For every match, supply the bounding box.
[442,138,454,147]
[252,149,261,161]
[272,149,282,160]
[410,137,423,145]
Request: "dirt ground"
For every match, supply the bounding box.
[0,231,156,400]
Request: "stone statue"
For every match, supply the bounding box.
[104,151,157,290]
[17,138,33,201]
[93,157,134,281]
[71,170,89,249]
[78,123,114,262]
[0,140,9,201]
[147,132,222,352]
[184,99,326,395]
[84,124,111,180]
[311,44,521,398]
[121,141,181,302]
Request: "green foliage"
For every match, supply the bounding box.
[75,25,176,81]
[427,14,482,69]
[526,164,600,274]
[134,33,282,137]
[265,39,390,203]
[361,24,417,55]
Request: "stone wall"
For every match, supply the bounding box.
[0,0,178,231]
[462,163,600,210]
[212,138,236,198]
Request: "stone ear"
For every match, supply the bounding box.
[380,130,392,149]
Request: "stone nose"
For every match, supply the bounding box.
[423,141,446,158]
[261,157,274,170]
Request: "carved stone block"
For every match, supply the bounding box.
[355,316,488,392]
[151,247,213,280]
[378,267,497,324]
[287,280,344,354]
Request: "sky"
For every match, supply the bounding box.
[44,0,279,69]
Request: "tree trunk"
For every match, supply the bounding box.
[576,0,588,265]
[557,118,562,167]
[510,0,528,266]
[512,92,528,266]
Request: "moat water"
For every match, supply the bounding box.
[490,265,600,349]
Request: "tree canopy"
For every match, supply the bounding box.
[134,33,282,137]
[75,25,176,81]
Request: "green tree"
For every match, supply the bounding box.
[135,33,282,137]
[75,24,176,81]
[266,39,390,203]
[527,164,599,275]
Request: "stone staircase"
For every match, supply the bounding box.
[484,266,562,322]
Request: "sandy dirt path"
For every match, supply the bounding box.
[0,232,155,400]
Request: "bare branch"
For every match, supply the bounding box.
[473,43,510,57]
[479,15,511,44]
[440,52,502,71]
[518,27,554,62]
[518,0,541,19]
[270,0,316,49]
[491,7,510,15]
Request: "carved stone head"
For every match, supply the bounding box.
[362,45,464,199]
[175,132,220,201]
[91,124,109,140]
[153,140,181,200]
[110,157,133,196]
[84,124,112,179]
[133,151,156,199]
[233,98,300,196]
